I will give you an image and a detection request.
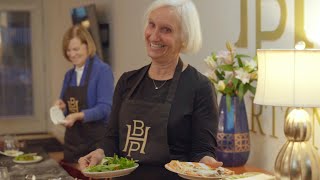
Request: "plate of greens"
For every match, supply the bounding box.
[13,153,43,164]
[82,154,139,179]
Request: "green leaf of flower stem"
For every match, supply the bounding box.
[248,85,256,95]
[226,94,232,112]
[215,70,224,80]
[224,86,233,94]
[226,42,233,52]
[235,54,251,58]
[209,78,217,84]
[237,57,243,67]
[238,83,244,101]
[253,55,258,63]
[211,52,217,60]
[243,84,250,97]
[232,78,239,90]
[219,64,234,71]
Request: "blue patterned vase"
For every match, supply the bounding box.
[216,95,250,167]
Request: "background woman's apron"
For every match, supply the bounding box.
[116,60,183,179]
[62,59,105,163]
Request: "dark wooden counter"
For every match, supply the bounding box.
[0,147,72,180]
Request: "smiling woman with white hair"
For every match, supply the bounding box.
[79,0,221,179]
[143,0,202,54]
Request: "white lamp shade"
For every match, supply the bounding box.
[254,49,320,107]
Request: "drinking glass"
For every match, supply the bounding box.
[0,166,10,180]
[24,174,36,180]
[3,135,19,152]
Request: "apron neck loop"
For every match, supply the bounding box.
[67,57,94,86]
[126,58,183,102]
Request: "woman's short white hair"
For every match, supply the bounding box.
[144,0,202,54]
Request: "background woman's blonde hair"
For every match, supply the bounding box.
[62,25,97,61]
[144,0,202,54]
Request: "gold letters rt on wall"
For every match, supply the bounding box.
[250,97,319,150]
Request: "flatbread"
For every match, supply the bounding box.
[165,160,234,178]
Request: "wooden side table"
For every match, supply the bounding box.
[227,165,273,175]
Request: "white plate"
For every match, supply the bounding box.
[165,162,228,180]
[13,155,43,164]
[0,150,24,157]
[225,173,275,180]
[178,173,223,180]
[50,106,66,125]
[82,163,139,179]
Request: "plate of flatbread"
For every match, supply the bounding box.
[165,160,234,180]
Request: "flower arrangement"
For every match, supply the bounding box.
[204,42,258,110]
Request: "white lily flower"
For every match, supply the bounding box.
[235,69,251,84]
[204,56,216,70]
[204,41,257,97]
[250,71,258,80]
[204,71,217,81]
[216,50,233,65]
[224,71,234,80]
[243,59,257,72]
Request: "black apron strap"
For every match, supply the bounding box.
[126,64,150,100]
[165,59,183,103]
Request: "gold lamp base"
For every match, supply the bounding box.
[274,108,320,180]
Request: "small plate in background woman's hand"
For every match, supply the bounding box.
[50,106,66,125]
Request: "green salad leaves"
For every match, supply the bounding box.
[86,154,137,172]
[14,153,36,161]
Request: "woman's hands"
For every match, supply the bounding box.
[63,112,84,127]
[199,156,223,168]
[53,99,84,127]
[54,99,66,112]
[78,149,105,170]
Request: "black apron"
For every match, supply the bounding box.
[62,59,105,163]
[116,60,183,180]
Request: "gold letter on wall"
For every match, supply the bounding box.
[251,104,265,135]
[256,0,287,49]
[294,0,313,48]
[235,0,248,48]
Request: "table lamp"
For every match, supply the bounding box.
[254,49,320,180]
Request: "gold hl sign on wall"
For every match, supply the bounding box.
[235,0,314,49]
